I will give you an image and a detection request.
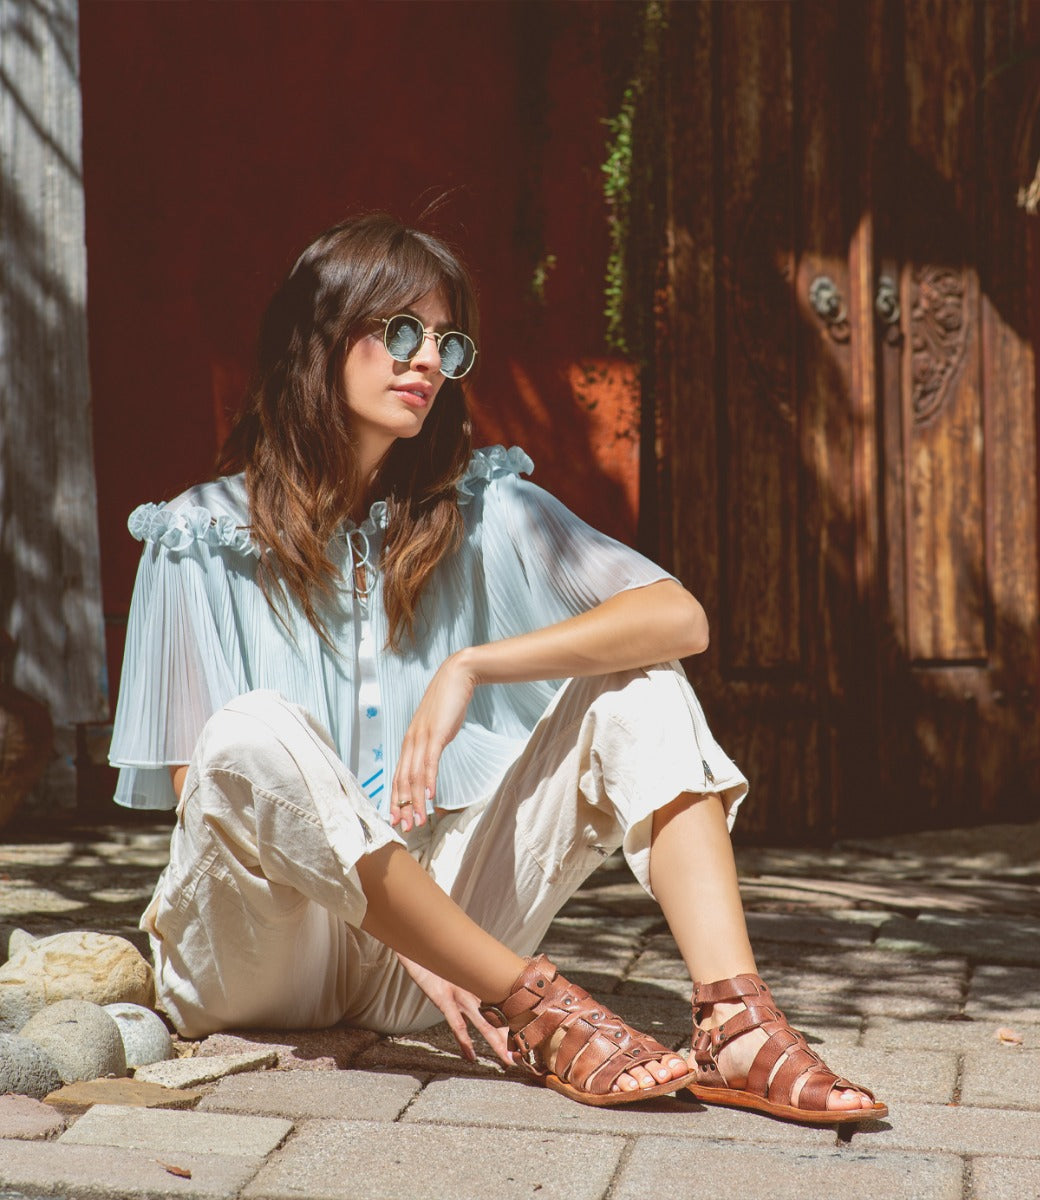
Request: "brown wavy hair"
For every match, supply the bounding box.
[217,213,476,648]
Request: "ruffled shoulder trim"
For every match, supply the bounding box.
[128,501,260,558]
[457,445,534,506]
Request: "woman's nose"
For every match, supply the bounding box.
[410,331,442,374]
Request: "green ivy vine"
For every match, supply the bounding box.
[601,1,668,357]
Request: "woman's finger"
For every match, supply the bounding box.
[446,1008,476,1062]
[464,999,516,1068]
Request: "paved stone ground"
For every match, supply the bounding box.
[2,809,1039,1200]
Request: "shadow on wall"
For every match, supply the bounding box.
[0,0,106,746]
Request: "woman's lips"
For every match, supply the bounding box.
[391,385,431,409]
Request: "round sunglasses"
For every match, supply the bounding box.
[378,314,478,380]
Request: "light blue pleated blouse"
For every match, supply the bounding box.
[109,445,675,814]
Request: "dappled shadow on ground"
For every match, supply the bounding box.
[4,813,1040,1038]
[0,814,173,957]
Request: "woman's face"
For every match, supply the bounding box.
[341,288,451,474]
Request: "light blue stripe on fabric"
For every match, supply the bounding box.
[362,768,384,789]
[369,784,384,799]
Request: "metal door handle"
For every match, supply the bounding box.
[874,275,901,344]
[808,275,849,341]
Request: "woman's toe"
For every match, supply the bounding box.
[666,1056,690,1080]
[827,1086,871,1111]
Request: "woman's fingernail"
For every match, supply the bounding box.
[425,786,432,802]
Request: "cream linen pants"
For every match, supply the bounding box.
[142,663,748,1038]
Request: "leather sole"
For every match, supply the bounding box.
[545,1068,699,1108]
[687,1082,889,1125]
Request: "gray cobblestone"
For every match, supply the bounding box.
[971,1155,1040,1199]
[59,1105,292,1159]
[966,966,1040,1023]
[242,1119,624,1200]
[858,1102,1040,1156]
[960,1049,1040,1110]
[0,1140,262,1198]
[401,1075,835,1145]
[613,1140,963,1200]
[876,914,1040,966]
[198,1068,422,1121]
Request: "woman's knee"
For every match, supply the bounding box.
[193,690,332,780]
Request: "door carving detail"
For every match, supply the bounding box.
[909,265,968,424]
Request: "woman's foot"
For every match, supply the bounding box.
[481,955,696,1106]
[687,973,887,1125]
[697,1003,874,1112]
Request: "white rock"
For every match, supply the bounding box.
[8,928,36,958]
[134,1049,277,1088]
[103,1002,172,1068]
[19,999,127,1083]
[0,931,154,1033]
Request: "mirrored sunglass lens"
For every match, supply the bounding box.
[439,333,474,378]
[384,315,423,360]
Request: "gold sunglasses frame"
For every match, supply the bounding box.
[378,314,478,379]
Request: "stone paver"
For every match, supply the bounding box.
[744,910,880,947]
[199,1068,422,1121]
[812,1047,958,1104]
[972,1155,1040,1200]
[243,1118,624,1200]
[59,1104,292,1159]
[0,1094,65,1140]
[966,966,1040,1023]
[401,1075,836,1145]
[613,1140,964,1200]
[0,1139,263,1198]
[960,1049,1040,1110]
[44,1078,203,1112]
[5,813,1039,1200]
[196,1027,379,1070]
[134,1048,277,1087]
[859,1102,1040,1156]
[861,1017,1039,1051]
[875,913,1040,966]
[352,1022,507,1078]
[625,947,969,1019]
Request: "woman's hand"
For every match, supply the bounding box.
[395,952,517,1067]
[390,652,478,831]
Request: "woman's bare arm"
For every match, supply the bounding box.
[169,764,189,802]
[391,579,708,825]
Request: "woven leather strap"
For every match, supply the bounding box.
[691,972,877,1110]
[482,955,674,1097]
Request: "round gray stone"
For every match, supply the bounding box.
[19,999,127,1083]
[103,1002,172,1068]
[0,1032,62,1099]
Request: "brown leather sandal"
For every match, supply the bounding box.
[480,955,697,1107]
[687,973,888,1125]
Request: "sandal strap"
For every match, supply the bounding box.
[691,973,775,1009]
[482,955,675,1096]
[691,972,878,1112]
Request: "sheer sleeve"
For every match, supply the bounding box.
[458,453,676,728]
[478,465,676,640]
[109,501,252,809]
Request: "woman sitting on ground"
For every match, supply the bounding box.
[110,213,886,1124]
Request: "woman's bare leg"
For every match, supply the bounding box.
[356,842,690,1092]
[650,793,874,1111]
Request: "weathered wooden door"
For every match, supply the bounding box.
[653,0,1039,840]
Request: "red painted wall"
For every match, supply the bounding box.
[80,1,644,711]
